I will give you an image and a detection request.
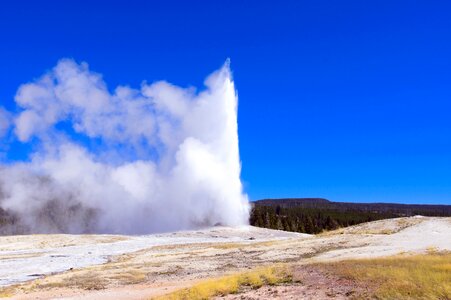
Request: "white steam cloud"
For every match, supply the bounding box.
[0,108,10,138]
[0,59,250,234]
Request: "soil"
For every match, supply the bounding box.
[217,265,371,300]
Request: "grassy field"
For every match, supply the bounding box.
[154,264,293,300]
[322,252,451,299]
[157,252,451,300]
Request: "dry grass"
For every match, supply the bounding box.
[318,226,397,236]
[151,240,281,252]
[0,288,14,298]
[109,269,147,284]
[154,264,293,300]
[33,271,109,291]
[319,217,425,236]
[208,240,280,250]
[322,252,451,300]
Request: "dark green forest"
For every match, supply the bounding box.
[250,198,451,234]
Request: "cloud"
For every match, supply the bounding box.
[0,59,249,234]
[0,107,11,137]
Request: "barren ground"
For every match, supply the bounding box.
[0,216,450,299]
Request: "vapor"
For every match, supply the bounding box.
[0,59,250,234]
[0,108,10,138]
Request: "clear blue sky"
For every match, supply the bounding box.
[1,1,450,204]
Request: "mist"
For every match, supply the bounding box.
[0,59,250,234]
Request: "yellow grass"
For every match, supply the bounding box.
[0,290,13,298]
[154,264,292,300]
[324,252,451,300]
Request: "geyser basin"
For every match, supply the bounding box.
[0,60,249,234]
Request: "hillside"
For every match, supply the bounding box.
[250,198,451,233]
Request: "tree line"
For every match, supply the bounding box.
[250,204,399,234]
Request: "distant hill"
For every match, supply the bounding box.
[250,198,451,234]
[254,198,451,216]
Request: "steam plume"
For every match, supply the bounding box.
[0,59,250,234]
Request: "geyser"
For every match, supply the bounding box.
[0,59,250,234]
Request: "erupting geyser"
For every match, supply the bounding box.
[0,59,250,234]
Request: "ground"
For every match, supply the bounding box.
[216,265,368,300]
[0,216,450,299]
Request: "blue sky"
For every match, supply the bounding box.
[0,1,450,204]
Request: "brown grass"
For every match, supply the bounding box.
[33,271,109,291]
[321,252,451,299]
[154,264,293,300]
